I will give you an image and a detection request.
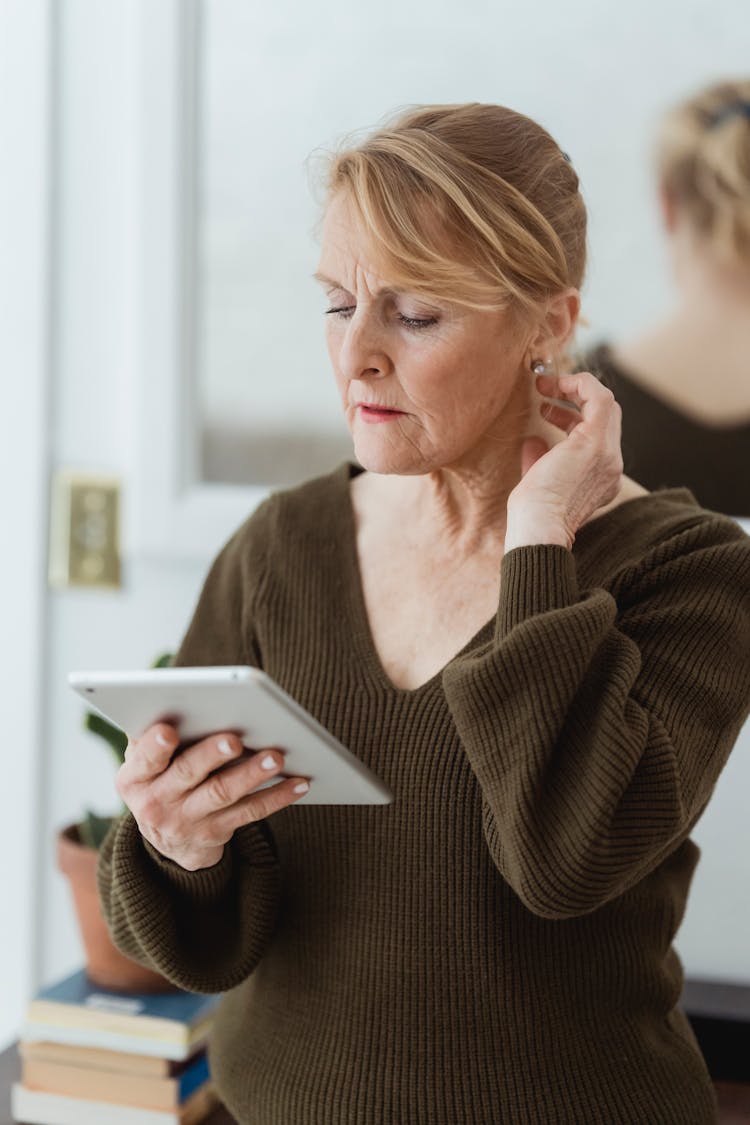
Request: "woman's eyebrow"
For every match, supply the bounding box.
[312,272,405,297]
[313,272,343,289]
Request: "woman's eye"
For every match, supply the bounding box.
[323,306,438,331]
[324,306,355,319]
[398,314,438,330]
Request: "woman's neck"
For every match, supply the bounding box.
[379,410,568,558]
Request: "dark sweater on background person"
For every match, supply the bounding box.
[99,463,750,1125]
[586,343,750,517]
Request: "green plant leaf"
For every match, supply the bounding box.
[82,652,175,767]
[79,652,175,847]
[79,809,116,850]
[84,711,129,766]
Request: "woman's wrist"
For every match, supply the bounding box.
[504,509,572,552]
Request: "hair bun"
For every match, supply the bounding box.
[658,79,750,266]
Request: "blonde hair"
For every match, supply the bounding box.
[321,103,586,321]
[657,79,750,265]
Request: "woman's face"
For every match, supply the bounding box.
[316,193,533,476]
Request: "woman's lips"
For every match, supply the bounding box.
[358,404,405,424]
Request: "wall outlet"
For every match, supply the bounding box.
[49,471,122,589]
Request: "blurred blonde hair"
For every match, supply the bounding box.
[320,103,587,324]
[657,79,750,265]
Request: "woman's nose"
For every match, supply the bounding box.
[338,313,392,382]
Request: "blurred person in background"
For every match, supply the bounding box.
[587,78,750,516]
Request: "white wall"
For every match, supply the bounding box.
[679,720,750,979]
[2,0,748,1048]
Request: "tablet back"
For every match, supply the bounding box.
[69,666,392,806]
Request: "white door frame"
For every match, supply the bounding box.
[133,0,267,563]
[0,0,54,1045]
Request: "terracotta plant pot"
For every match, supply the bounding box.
[57,823,175,994]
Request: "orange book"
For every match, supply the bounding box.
[22,1050,210,1111]
[19,1040,204,1078]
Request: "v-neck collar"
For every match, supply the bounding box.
[333,461,698,697]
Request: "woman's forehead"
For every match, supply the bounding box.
[317,198,393,293]
[313,268,410,300]
[317,194,454,299]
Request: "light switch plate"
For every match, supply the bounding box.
[49,471,121,589]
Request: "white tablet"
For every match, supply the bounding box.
[68,666,393,806]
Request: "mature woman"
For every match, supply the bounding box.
[587,78,750,515]
[99,104,750,1124]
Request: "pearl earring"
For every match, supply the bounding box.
[531,359,551,375]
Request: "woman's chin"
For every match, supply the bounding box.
[351,432,428,476]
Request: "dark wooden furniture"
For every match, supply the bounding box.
[683,978,750,1087]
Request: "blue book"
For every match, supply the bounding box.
[22,969,221,1061]
[176,1051,210,1102]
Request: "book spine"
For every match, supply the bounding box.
[21,1023,205,1061]
[21,1058,211,1112]
[11,1083,179,1125]
[177,1052,210,1102]
[25,1003,193,1044]
[19,1040,173,1076]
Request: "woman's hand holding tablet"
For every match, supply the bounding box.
[116,722,309,870]
[69,666,392,871]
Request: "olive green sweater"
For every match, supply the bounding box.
[99,463,750,1125]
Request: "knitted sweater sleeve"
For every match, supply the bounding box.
[442,514,750,921]
[97,499,282,994]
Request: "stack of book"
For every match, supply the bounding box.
[12,968,221,1124]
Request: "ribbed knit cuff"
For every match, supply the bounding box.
[140,833,235,905]
[497,545,579,637]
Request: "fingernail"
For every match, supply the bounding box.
[261,754,277,771]
[156,732,172,749]
[293,781,309,795]
[217,738,234,756]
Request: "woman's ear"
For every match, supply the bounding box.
[526,288,581,368]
